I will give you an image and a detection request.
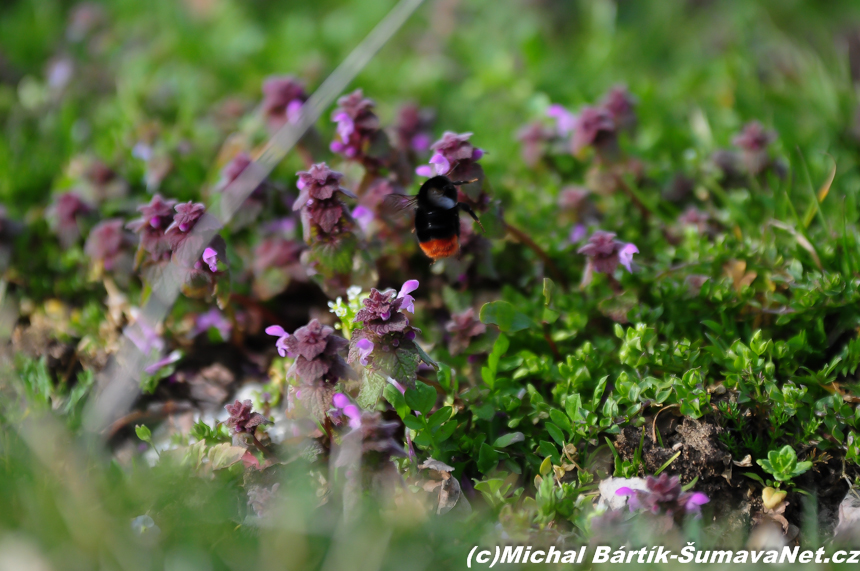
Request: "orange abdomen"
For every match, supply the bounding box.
[419,236,460,260]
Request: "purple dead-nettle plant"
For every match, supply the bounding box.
[517,121,555,167]
[332,392,362,429]
[732,121,777,175]
[578,230,638,274]
[252,235,306,300]
[217,152,270,229]
[166,201,206,250]
[47,192,92,248]
[225,399,270,434]
[395,103,435,153]
[126,194,177,262]
[547,104,577,137]
[445,307,487,356]
[330,89,391,168]
[348,280,436,397]
[571,106,617,160]
[194,308,232,340]
[416,131,487,201]
[616,473,709,521]
[294,163,374,296]
[261,75,307,132]
[84,218,134,272]
[600,85,637,134]
[275,319,355,420]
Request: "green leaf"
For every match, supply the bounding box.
[565,393,582,423]
[479,301,534,333]
[427,406,452,429]
[549,409,572,436]
[383,384,410,418]
[135,425,152,444]
[207,443,246,470]
[413,341,439,371]
[477,443,499,473]
[546,422,565,447]
[402,414,424,431]
[356,370,388,409]
[435,420,458,442]
[405,381,436,415]
[492,432,524,448]
[375,347,420,385]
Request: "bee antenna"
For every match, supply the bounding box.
[450,178,479,185]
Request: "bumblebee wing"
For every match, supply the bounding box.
[381,193,419,219]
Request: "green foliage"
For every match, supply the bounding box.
[757,445,813,486]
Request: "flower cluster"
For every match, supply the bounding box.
[330,89,390,166]
[261,75,307,132]
[225,399,269,434]
[84,218,133,271]
[294,163,357,241]
[445,307,486,356]
[279,319,352,385]
[416,131,487,201]
[125,194,176,261]
[516,121,555,167]
[547,85,637,161]
[48,192,92,247]
[578,230,638,274]
[616,474,709,519]
[732,121,777,175]
[394,103,434,153]
[349,280,430,387]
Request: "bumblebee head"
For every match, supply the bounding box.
[420,176,459,209]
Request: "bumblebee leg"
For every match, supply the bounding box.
[458,202,485,233]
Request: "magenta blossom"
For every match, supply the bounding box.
[416,131,483,177]
[397,279,419,313]
[261,75,307,131]
[571,106,615,156]
[577,230,638,274]
[355,338,374,366]
[85,219,130,270]
[601,86,637,133]
[569,224,587,244]
[387,376,406,395]
[616,474,709,519]
[351,205,374,234]
[547,104,577,136]
[143,350,181,375]
[332,393,362,429]
[225,399,269,434]
[202,247,218,272]
[195,308,231,340]
[265,325,292,358]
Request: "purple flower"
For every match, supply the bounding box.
[201,247,219,272]
[355,338,374,366]
[261,75,307,132]
[265,325,292,358]
[48,192,91,247]
[516,121,554,167]
[558,186,589,211]
[616,474,708,520]
[732,121,776,175]
[165,201,206,249]
[143,350,181,375]
[195,308,232,340]
[329,89,383,162]
[354,289,409,335]
[125,317,164,355]
[351,205,374,234]
[395,103,434,152]
[547,104,577,136]
[294,163,355,210]
[601,86,637,133]
[332,392,362,429]
[85,219,130,270]
[618,243,639,273]
[397,279,419,313]
[283,319,352,383]
[577,230,637,274]
[571,106,616,156]
[126,194,177,259]
[225,399,269,434]
[569,224,587,244]
[445,307,486,355]
[416,131,482,177]
[387,376,406,395]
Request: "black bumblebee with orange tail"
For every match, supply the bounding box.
[384,175,484,261]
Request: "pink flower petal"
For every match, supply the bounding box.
[333,393,349,409]
[265,325,287,337]
[415,165,433,177]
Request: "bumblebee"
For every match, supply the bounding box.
[385,175,484,260]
